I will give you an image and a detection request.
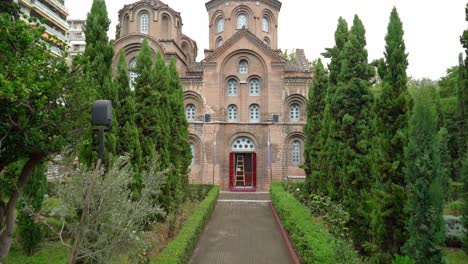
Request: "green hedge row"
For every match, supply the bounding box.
[152,185,219,264]
[270,181,339,264]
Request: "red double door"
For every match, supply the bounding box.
[229,152,256,191]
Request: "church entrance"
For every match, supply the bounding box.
[229,137,257,191]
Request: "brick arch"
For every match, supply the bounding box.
[210,9,225,28]
[112,35,165,72]
[228,132,259,151]
[230,5,254,29]
[283,94,306,122]
[160,12,172,39]
[221,50,268,75]
[189,134,203,165]
[184,90,204,117]
[262,8,277,26]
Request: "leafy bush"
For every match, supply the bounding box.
[444,215,466,247]
[270,182,363,264]
[186,184,212,202]
[152,185,219,264]
[392,255,415,264]
[444,200,465,216]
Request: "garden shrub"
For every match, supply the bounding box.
[444,200,464,216]
[392,255,415,264]
[270,182,362,264]
[444,215,466,247]
[152,185,219,264]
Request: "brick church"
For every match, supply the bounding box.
[113,0,311,192]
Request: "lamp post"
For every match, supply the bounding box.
[69,100,112,264]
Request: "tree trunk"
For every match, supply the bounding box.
[0,153,45,263]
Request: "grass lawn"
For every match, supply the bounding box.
[446,248,468,264]
[4,241,68,264]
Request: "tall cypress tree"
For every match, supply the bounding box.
[462,155,468,253]
[402,90,445,264]
[79,0,117,166]
[304,59,328,193]
[167,58,191,187]
[115,50,142,192]
[328,15,374,249]
[371,7,410,258]
[315,18,349,195]
[134,39,157,163]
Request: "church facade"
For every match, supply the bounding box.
[113,0,310,192]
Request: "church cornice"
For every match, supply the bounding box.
[205,0,282,11]
[203,28,285,63]
[113,33,167,54]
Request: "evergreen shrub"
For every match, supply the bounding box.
[444,215,466,247]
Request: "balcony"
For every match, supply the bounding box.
[44,0,68,16]
[43,23,66,42]
[30,0,68,30]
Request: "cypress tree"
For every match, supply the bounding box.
[115,50,143,192]
[79,0,117,167]
[304,59,328,194]
[371,7,410,258]
[462,155,468,253]
[16,162,46,255]
[402,90,445,264]
[167,58,191,187]
[328,15,374,249]
[457,52,467,177]
[315,18,349,195]
[134,39,157,163]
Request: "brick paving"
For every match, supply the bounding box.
[190,193,293,264]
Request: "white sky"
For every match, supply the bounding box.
[66,0,467,80]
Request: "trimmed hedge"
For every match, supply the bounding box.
[271,182,361,264]
[152,185,219,264]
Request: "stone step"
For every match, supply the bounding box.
[218,192,270,201]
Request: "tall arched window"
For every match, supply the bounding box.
[262,17,269,32]
[249,78,260,96]
[249,104,260,122]
[290,103,301,122]
[239,60,248,74]
[185,104,196,121]
[227,104,238,122]
[227,79,238,96]
[292,140,301,164]
[216,38,224,48]
[217,17,224,33]
[129,58,138,91]
[140,13,149,34]
[190,144,195,164]
[237,14,247,29]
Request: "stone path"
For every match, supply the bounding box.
[190,192,294,264]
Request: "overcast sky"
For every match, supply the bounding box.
[66,0,466,80]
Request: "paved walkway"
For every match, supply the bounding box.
[190,192,294,264]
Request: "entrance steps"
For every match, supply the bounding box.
[218,192,270,203]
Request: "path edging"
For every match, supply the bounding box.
[270,202,301,264]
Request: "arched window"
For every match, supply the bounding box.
[237,14,247,29]
[140,13,149,34]
[262,17,269,32]
[263,38,270,47]
[232,137,255,151]
[216,38,224,48]
[190,144,195,164]
[123,15,129,35]
[249,78,260,96]
[239,60,248,74]
[129,58,138,91]
[292,140,301,164]
[227,104,238,122]
[227,79,238,96]
[249,104,260,122]
[217,17,224,33]
[290,103,301,122]
[185,104,196,121]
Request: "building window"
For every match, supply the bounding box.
[190,143,195,164]
[239,60,248,74]
[140,13,149,34]
[227,104,238,122]
[217,17,224,33]
[263,38,270,47]
[262,17,269,32]
[249,104,260,122]
[129,58,138,91]
[292,140,301,164]
[186,104,196,121]
[249,78,260,96]
[227,79,238,96]
[217,38,224,48]
[290,103,301,122]
[237,14,247,29]
[232,137,255,151]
